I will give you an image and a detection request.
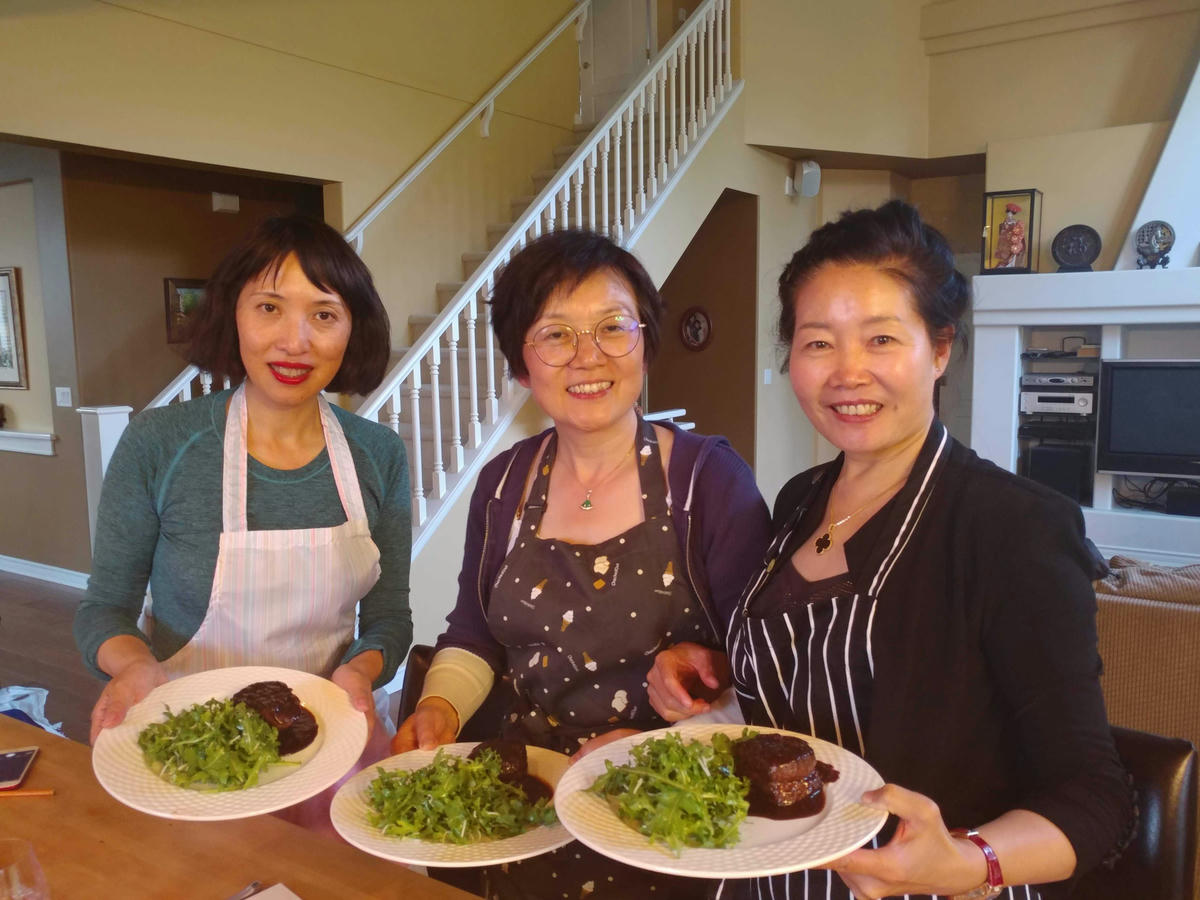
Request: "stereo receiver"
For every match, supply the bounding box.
[1019,391,1094,415]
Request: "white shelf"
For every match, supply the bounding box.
[970,268,1200,565]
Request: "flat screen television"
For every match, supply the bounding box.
[1096,359,1200,478]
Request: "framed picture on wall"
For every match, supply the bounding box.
[0,267,28,389]
[679,306,713,352]
[164,277,206,344]
[980,189,1043,274]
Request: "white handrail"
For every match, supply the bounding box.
[343,0,590,249]
[359,0,738,539]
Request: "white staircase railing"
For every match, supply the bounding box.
[358,0,739,555]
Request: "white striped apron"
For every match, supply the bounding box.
[720,426,1041,900]
[161,384,381,679]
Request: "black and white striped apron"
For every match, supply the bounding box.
[721,426,1042,900]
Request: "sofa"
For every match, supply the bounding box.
[1095,555,1200,752]
[1094,555,1200,897]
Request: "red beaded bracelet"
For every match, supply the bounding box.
[949,828,1005,900]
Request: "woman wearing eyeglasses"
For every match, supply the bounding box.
[392,229,770,899]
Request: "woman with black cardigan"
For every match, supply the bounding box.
[649,201,1132,900]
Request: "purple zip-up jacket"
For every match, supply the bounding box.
[435,424,771,671]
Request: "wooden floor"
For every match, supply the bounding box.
[0,570,99,742]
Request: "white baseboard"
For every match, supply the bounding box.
[0,554,89,590]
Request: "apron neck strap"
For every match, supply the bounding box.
[222,386,365,532]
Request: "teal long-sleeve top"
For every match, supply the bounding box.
[73,389,413,689]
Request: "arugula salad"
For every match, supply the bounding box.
[137,697,293,791]
[588,730,753,854]
[366,748,557,843]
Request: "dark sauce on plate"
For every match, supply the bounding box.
[747,782,825,819]
[519,773,553,805]
[745,761,841,819]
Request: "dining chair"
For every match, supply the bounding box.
[1071,726,1197,899]
[395,643,513,742]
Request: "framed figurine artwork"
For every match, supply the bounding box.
[980,189,1042,274]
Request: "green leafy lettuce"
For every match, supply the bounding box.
[366,748,557,843]
[137,698,289,791]
[588,730,752,854]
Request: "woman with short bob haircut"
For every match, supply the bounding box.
[394,229,770,898]
[185,214,391,394]
[76,214,412,798]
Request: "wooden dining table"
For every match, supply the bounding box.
[0,715,476,899]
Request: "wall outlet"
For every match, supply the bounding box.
[763,368,772,385]
[55,386,73,407]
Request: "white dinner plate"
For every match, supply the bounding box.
[330,742,573,867]
[554,723,888,879]
[93,666,367,821]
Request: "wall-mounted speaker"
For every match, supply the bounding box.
[798,160,821,197]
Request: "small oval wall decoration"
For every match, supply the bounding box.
[679,306,712,351]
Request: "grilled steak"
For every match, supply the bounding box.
[469,738,527,782]
[734,734,825,819]
[469,738,552,804]
[733,733,816,783]
[231,681,318,756]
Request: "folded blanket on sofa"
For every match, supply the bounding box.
[1096,555,1200,604]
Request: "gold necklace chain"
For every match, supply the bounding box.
[570,442,637,511]
[814,475,907,555]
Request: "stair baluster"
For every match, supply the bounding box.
[465,292,482,448]
[447,317,464,473]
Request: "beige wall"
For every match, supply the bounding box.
[0,180,53,432]
[985,122,1171,272]
[0,144,91,572]
[652,188,757,464]
[0,0,579,227]
[60,153,322,411]
[927,5,1200,157]
[818,171,901,225]
[742,0,930,158]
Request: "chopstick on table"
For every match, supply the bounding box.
[0,788,55,797]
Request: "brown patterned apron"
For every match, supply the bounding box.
[483,416,716,899]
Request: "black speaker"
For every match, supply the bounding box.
[1028,444,1090,502]
[1165,485,1200,517]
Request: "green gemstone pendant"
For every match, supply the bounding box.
[580,493,593,511]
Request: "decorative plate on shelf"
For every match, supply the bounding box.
[1051,224,1102,271]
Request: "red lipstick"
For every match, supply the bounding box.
[268,362,313,385]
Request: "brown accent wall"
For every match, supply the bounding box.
[650,188,756,466]
[60,152,322,409]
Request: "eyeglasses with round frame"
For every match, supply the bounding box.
[524,313,645,367]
